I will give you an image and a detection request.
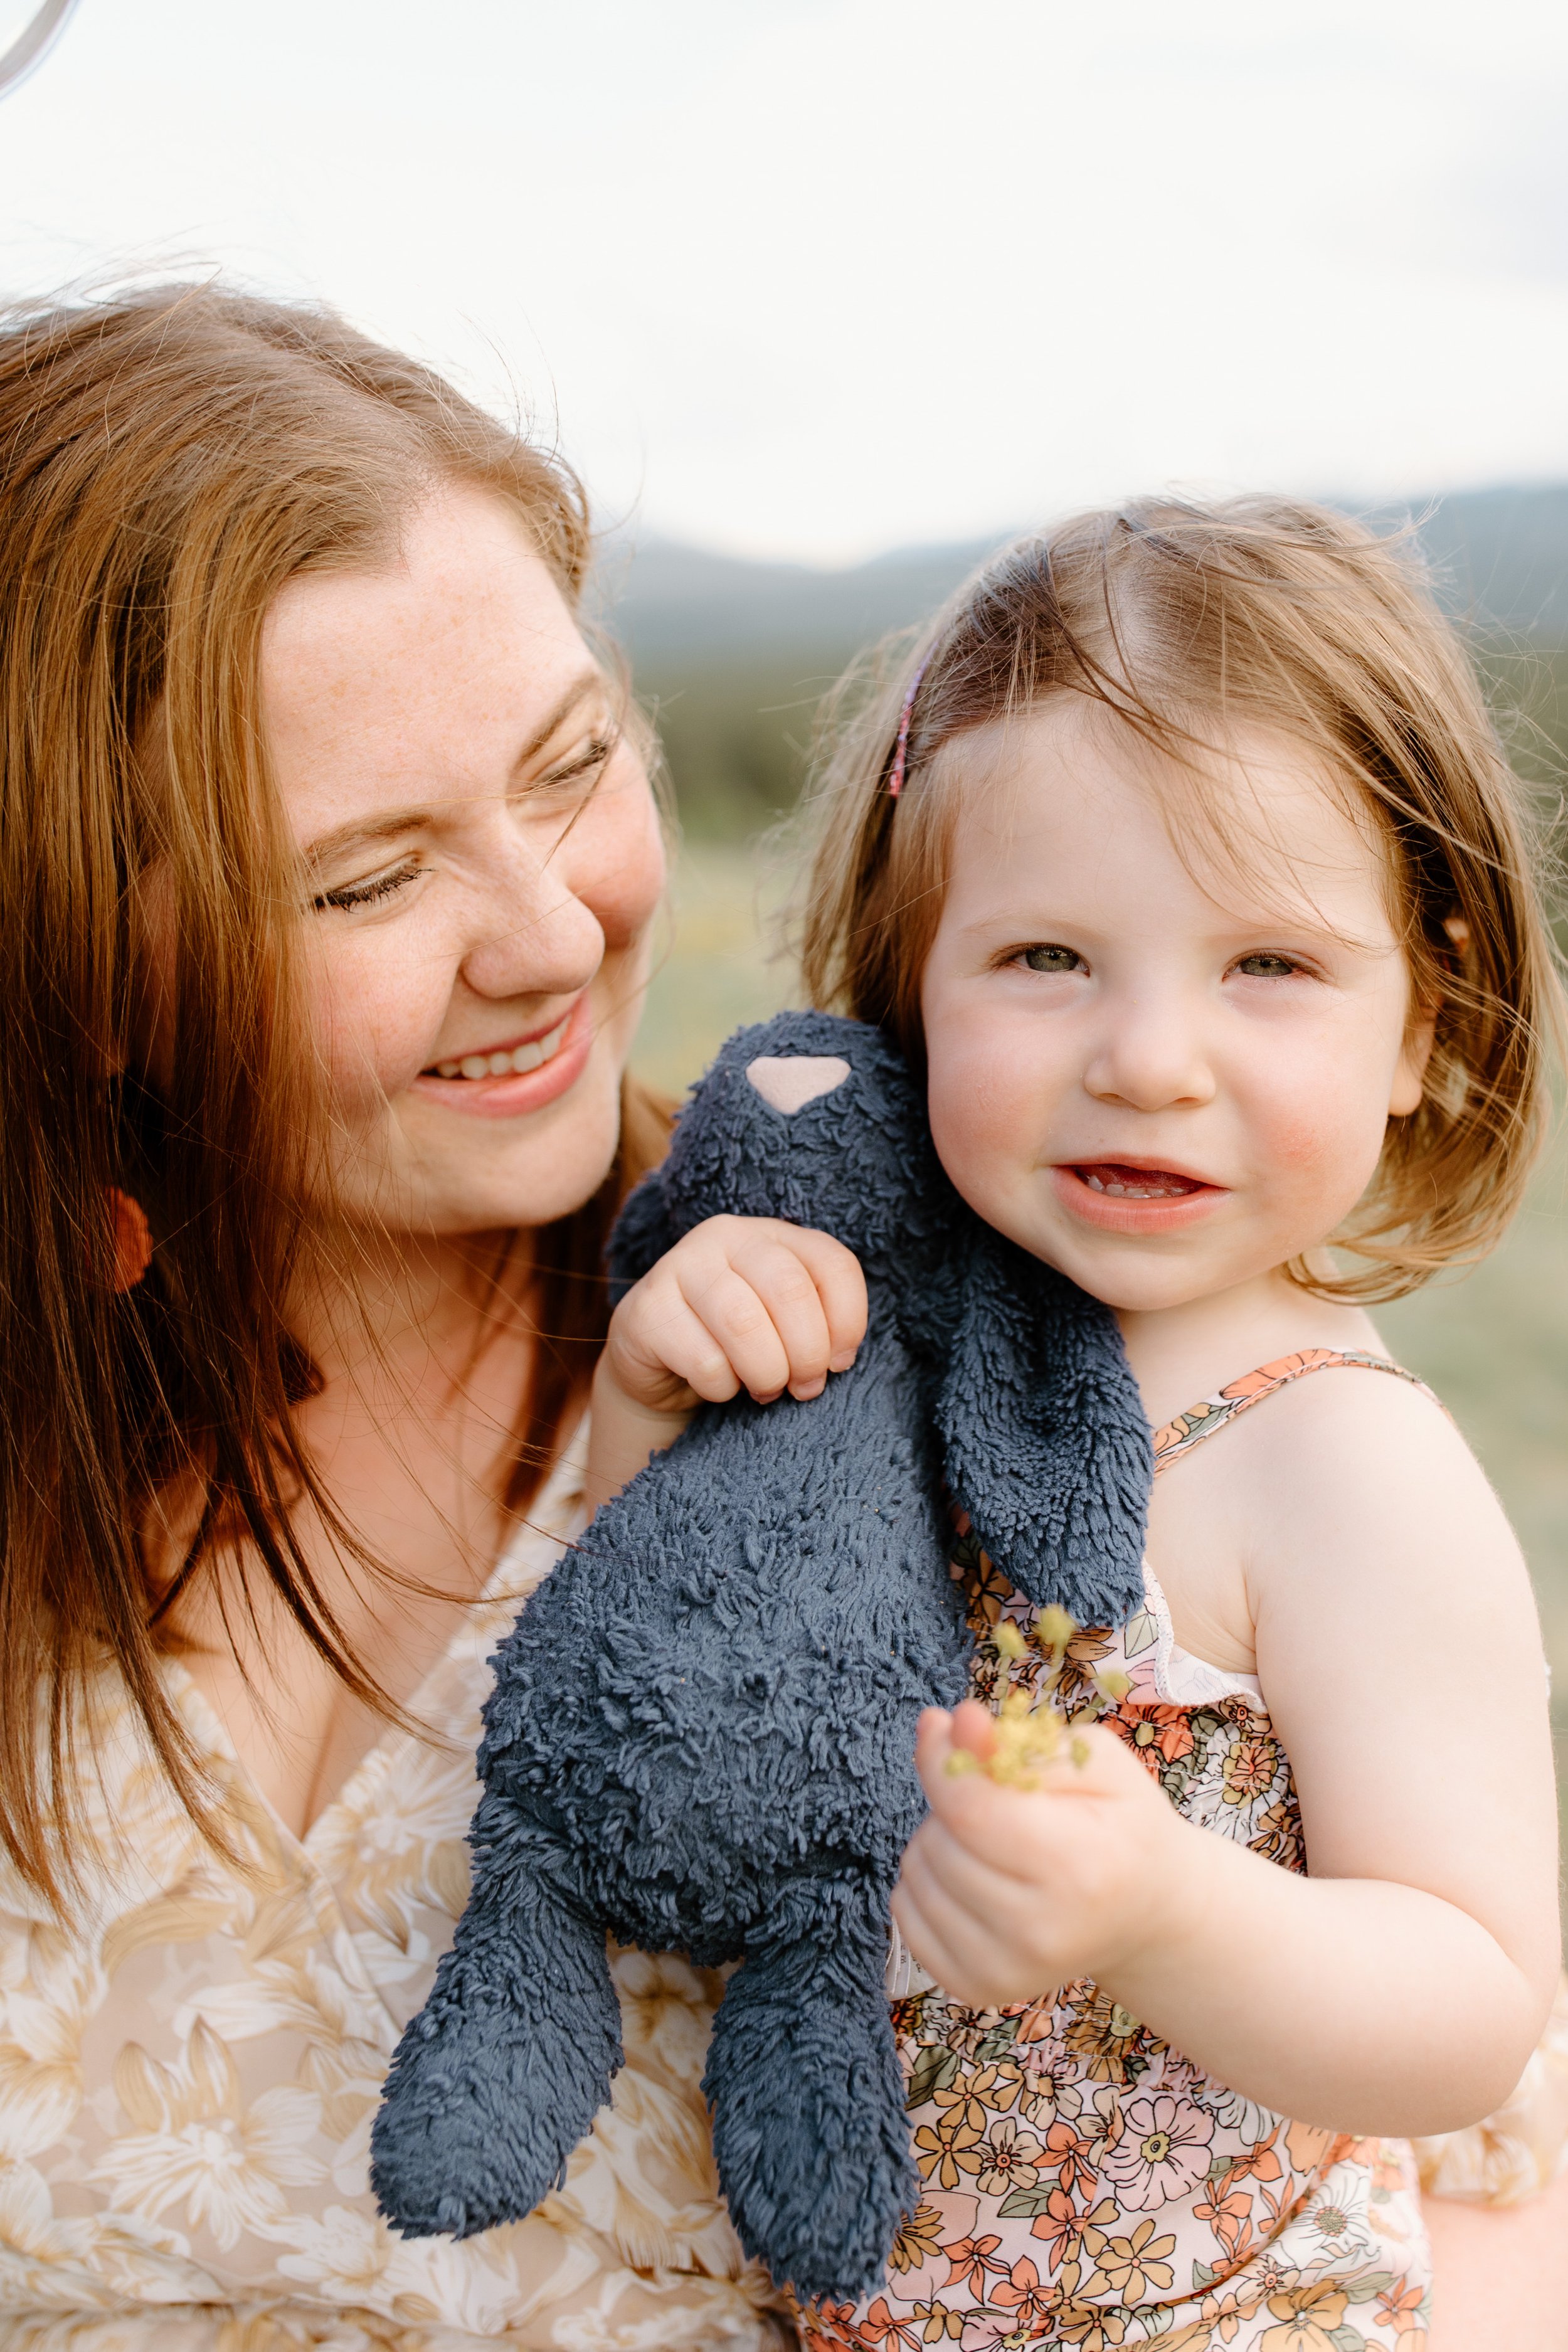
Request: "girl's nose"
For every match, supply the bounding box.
[1082,993,1217,1113]
[458,829,605,1004]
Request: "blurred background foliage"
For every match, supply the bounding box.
[613,489,1568,1910]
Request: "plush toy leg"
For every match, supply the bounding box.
[369,1792,623,2240]
[704,1876,916,2303]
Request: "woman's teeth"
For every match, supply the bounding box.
[433,1017,569,1083]
[1080,1164,1202,1200]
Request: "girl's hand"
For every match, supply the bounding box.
[891,1699,1191,2010]
[585,1216,867,1511]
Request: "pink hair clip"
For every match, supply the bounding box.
[886,653,932,799]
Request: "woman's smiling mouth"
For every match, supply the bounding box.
[413,993,595,1120]
[429,1014,571,1082]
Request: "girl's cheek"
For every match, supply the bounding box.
[926,1017,1043,1204]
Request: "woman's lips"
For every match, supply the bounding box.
[410,993,595,1121]
[1052,1160,1227,1234]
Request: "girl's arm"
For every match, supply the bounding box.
[894,1369,1560,2136]
[584,1215,867,1513]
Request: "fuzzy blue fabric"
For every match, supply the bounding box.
[370,1011,1151,2302]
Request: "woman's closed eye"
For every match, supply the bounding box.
[532,729,618,798]
[313,856,423,914]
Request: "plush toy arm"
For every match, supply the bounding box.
[704,1873,917,2302]
[370,1790,623,2239]
[940,1227,1152,1626]
[605,1166,675,1306]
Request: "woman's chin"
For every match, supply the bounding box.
[332,1058,628,1241]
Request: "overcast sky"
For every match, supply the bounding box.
[1,0,1565,563]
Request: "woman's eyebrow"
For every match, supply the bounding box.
[507,670,603,782]
[300,671,605,870]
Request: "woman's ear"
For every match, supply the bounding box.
[1389,999,1438,1118]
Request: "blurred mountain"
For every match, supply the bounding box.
[595,484,1568,835]
[594,534,999,669]
[603,484,1568,668]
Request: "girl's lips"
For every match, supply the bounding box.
[410,993,595,1121]
[1052,1160,1228,1234]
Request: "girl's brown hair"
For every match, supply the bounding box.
[802,494,1564,1300]
[0,283,667,1897]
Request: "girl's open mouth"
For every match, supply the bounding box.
[1075,1163,1206,1200]
[1053,1160,1226,1233]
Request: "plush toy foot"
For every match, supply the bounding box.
[370,1795,622,2239]
[704,1878,917,2303]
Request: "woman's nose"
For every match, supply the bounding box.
[458,829,605,1002]
[1082,992,1217,1112]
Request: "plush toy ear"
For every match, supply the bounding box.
[936,1227,1152,1625]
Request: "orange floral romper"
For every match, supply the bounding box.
[798,1350,1441,2352]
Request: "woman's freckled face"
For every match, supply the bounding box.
[918,702,1434,1313]
[259,485,665,1237]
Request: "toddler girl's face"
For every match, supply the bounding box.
[920,700,1433,1314]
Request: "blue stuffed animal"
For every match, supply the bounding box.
[370,1010,1151,2301]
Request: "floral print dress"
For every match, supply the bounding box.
[0,1426,792,2352]
[798,1349,1560,2352]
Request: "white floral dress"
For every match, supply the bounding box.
[797,1350,1568,2352]
[0,1429,791,2352]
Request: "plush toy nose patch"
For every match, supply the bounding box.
[746,1054,852,1114]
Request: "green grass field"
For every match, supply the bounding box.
[633,843,1568,1909]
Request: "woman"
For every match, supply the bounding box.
[0,282,1558,2351]
[0,283,788,2347]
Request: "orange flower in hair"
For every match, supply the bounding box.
[107,1188,152,1293]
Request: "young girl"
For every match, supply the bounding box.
[588,499,1566,2348]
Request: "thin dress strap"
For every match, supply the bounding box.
[1153,1347,1441,1476]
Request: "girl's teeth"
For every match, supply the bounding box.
[435,1019,569,1083]
[1081,1167,1192,1200]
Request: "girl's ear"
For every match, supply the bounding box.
[1390,1000,1438,1118]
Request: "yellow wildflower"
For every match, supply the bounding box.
[1034,1603,1077,1659]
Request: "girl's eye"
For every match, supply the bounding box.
[1232,952,1300,979]
[1019,943,1084,975]
[314,858,422,914]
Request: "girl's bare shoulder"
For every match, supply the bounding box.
[1212,1360,1532,1624]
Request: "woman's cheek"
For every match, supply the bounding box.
[573,765,666,950]
[305,931,443,1115]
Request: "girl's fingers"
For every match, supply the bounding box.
[672,1263,795,1402]
[607,1217,869,1415]
[776,1225,869,1369]
[726,1238,839,1397]
[689,1218,867,1379]
[892,1852,1017,1996]
[889,1880,958,1988]
[616,1290,743,1406]
[902,1813,1034,1920]
[947,1699,998,1766]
